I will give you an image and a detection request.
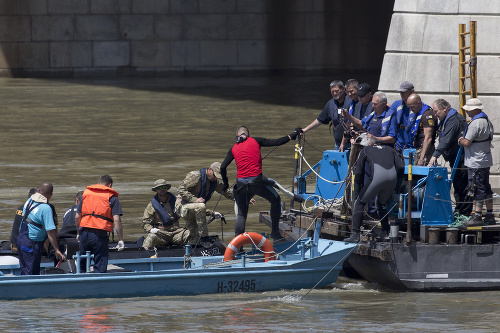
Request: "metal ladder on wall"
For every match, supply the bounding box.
[458,20,477,118]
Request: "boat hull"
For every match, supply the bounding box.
[0,239,356,300]
[348,242,500,291]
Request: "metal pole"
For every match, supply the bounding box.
[290,138,301,210]
[406,152,413,244]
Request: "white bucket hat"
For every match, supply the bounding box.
[463,98,484,111]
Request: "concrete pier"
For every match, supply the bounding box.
[379,0,500,186]
[0,0,394,78]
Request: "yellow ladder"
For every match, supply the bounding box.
[458,21,477,117]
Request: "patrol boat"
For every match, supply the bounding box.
[0,224,355,300]
[263,142,500,291]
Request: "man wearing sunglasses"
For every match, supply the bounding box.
[142,179,190,249]
[176,162,233,242]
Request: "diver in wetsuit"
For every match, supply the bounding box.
[344,135,405,243]
[220,125,301,240]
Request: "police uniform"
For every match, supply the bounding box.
[390,99,412,151]
[411,104,436,163]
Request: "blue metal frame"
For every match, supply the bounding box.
[295,150,349,203]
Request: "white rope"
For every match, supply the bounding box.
[296,146,345,184]
[301,194,344,212]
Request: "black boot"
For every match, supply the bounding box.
[344,230,360,243]
[270,230,284,240]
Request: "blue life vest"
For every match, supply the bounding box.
[464,111,493,142]
[363,108,395,137]
[439,108,458,137]
[151,192,178,227]
[392,100,412,149]
[198,168,217,202]
[409,104,431,143]
[348,99,356,116]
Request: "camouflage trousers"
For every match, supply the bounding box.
[177,202,208,241]
[414,145,435,165]
[142,227,190,250]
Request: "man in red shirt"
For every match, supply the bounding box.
[220,126,300,240]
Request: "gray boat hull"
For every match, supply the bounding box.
[348,242,500,291]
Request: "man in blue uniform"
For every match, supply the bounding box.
[16,183,66,275]
[390,81,415,152]
[302,80,352,150]
[342,91,397,145]
[340,79,361,151]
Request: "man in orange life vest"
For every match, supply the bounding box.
[220,125,301,240]
[76,175,124,273]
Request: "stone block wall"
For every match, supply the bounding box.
[379,0,500,187]
[0,0,394,78]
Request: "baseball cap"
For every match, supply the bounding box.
[355,83,371,97]
[397,81,414,92]
[210,162,222,179]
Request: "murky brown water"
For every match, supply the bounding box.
[1,77,498,332]
[0,76,330,244]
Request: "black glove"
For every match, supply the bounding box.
[294,127,303,134]
[289,131,298,140]
[221,182,229,193]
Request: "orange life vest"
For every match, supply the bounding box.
[80,184,118,232]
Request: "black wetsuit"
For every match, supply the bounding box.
[352,145,405,232]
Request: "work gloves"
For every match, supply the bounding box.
[289,127,303,140]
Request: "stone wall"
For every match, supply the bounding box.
[379,0,500,187]
[0,0,394,78]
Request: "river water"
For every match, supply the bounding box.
[0,77,498,332]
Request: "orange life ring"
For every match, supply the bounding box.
[224,232,276,262]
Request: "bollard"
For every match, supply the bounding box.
[446,228,459,244]
[390,222,400,243]
[428,228,440,244]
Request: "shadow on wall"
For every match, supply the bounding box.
[0,0,394,107]
[266,0,394,75]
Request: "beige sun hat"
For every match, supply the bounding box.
[210,162,222,179]
[462,98,484,111]
[151,179,171,191]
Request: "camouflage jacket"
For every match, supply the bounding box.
[176,170,234,206]
[142,193,179,232]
